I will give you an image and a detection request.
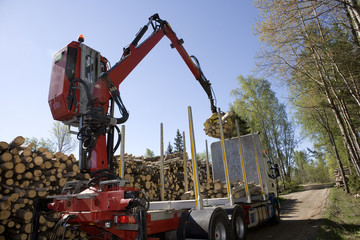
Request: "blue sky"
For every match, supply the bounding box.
[0,1,299,157]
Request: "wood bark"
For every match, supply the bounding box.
[0,136,86,238]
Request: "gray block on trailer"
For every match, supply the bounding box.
[210,134,269,196]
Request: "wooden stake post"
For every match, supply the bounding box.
[187,106,203,210]
[205,140,211,186]
[218,108,233,206]
[251,132,265,200]
[160,123,165,201]
[182,131,188,192]
[235,120,251,203]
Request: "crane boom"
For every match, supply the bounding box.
[93,14,216,113]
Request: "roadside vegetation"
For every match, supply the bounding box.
[278,181,304,195]
[317,187,360,240]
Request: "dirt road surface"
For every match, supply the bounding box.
[247,184,331,240]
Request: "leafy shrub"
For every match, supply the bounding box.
[348,174,360,193]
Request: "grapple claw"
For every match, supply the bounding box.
[204,111,234,138]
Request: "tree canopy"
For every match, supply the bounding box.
[253,0,360,190]
[231,75,296,187]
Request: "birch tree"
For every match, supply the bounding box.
[254,0,360,177]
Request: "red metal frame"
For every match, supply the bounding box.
[48,184,183,239]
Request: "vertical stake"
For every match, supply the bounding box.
[188,106,203,210]
[205,140,211,187]
[235,120,251,203]
[218,108,233,206]
[119,125,125,178]
[252,132,265,200]
[160,123,165,201]
[183,131,188,192]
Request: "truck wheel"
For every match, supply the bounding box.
[231,205,247,240]
[208,208,231,240]
[271,199,280,225]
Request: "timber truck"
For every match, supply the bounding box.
[47,13,280,239]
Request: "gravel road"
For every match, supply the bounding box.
[247,184,331,240]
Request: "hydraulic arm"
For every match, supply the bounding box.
[93,13,216,113]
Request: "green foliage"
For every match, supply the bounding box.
[231,75,296,182]
[348,174,360,193]
[166,142,173,154]
[278,180,303,194]
[144,148,155,158]
[292,149,331,184]
[196,151,209,161]
[318,187,360,240]
[293,150,309,184]
[173,129,183,153]
[25,137,55,152]
[229,107,250,136]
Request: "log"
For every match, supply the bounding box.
[14,163,26,174]
[0,201,10,210]
[0,152,12,162]
[23,171,33,179]
[24,189,36,198]
[15,209,33,222]
[0,210,11,220]
[1,193,19,202]
[3,169,14,178]
[0,161,14,170]
[20,222,32,233]
[9,136,25,149]
[20,148,32,157]
[0,142,9,152]
[33,156,43,166]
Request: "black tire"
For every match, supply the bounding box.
[208,208,231,240]
[271,199,280,224]
[231,205,247,240]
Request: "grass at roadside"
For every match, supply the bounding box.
[278,181,304,195]
[317,187,360,240]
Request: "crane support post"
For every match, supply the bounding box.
[119,125,125,178]
[187,106,203,210]
[218,108,233,206]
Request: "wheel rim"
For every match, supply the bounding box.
[214,222,227,240]
[235,215,245,238]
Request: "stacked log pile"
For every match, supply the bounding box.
[117,153,188,201]
[0,136,88,240]
[116,153,262,201]
[334,167,350,187]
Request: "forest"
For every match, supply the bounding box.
[230,0,360,193]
